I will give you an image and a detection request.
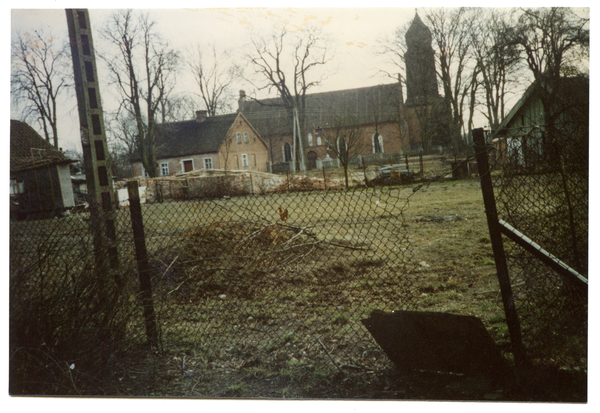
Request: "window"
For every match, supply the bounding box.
[317,136,322,146]
[372,133,384,154]
[142,165,150,178]
[242,154,248,167]
[160,162,169,176]
[204,158,213,169]
[10,180,24,195]
[308,133,313,147]
[236,132,242,144]
[283,143,292,162]
[252,154,257,167]
[244,132,249,143]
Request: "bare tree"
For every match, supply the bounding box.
[245,25,333,171]
[186,44,240,116]
[104,111,142,178]
[424,7,477,153]
[11,29,71,148]
[466,9,524,132]
[219,135,234,176]
[322,115,367,189]
[507,7,589,125]
[158,94,198,123]
[99,10,179,178]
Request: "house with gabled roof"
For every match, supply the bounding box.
[132,111,269,177]
[10,119,77,216]
[491,76,589,168]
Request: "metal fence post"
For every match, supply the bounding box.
[127,181,159,348]
[472,128,528,374]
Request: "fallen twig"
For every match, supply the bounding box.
[313,334,347,378]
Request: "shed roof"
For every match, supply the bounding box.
[496,76,589,132]
[10,119,74,173]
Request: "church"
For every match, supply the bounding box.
[200,12,451,173]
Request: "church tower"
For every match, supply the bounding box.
[404,12,439,107]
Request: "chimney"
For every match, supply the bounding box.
[195,110,208,122]
[237,90,246,113]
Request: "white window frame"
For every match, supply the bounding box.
[283,143,292,162]
[308,133,313,147]
[372,133,384,154]
[204,157,213,170]
[160,162,169,176]
[243,132,249,143]
[142,165,150,177]
[10,180,24,194]
[316,136,322,146]
[241,153,248,167]
[236,132,242,144]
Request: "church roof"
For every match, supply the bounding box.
[406,12,432,46]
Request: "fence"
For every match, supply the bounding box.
[10,134,587,397]
[473,121,588,373]
[10,173,419,395]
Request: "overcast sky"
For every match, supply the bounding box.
[8,2,429,151]
[6,1,592,153]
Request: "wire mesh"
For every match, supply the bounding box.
[486,121,588,370]
[138,174,419,370]
[10,170,422,394]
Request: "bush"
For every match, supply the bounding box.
[9,231,138,395]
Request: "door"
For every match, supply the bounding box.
[307,151,318,170]
[183,160,193,172]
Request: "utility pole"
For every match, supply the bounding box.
[293,108,307,173]
[66,9,119,277]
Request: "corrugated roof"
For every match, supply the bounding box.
[10,119,74,172]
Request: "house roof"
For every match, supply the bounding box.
[135,112,260,162]
[240,83,403,137]
[10,119,74,173]
[497,76,589,132]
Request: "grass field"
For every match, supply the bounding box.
[10,177,586,401]
[113,178,525,399]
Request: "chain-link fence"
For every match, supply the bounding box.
[10,171,422,395]
[12,131,586,397]
[481,121,588,370]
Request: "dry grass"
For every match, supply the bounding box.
[10,177,586,400]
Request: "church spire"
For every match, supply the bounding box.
[404,11,439,106]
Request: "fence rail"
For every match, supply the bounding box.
[474,121,588,372]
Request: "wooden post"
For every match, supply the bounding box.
[127,181,159,348]
[472,128,528,373]
[419,152,424,177]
